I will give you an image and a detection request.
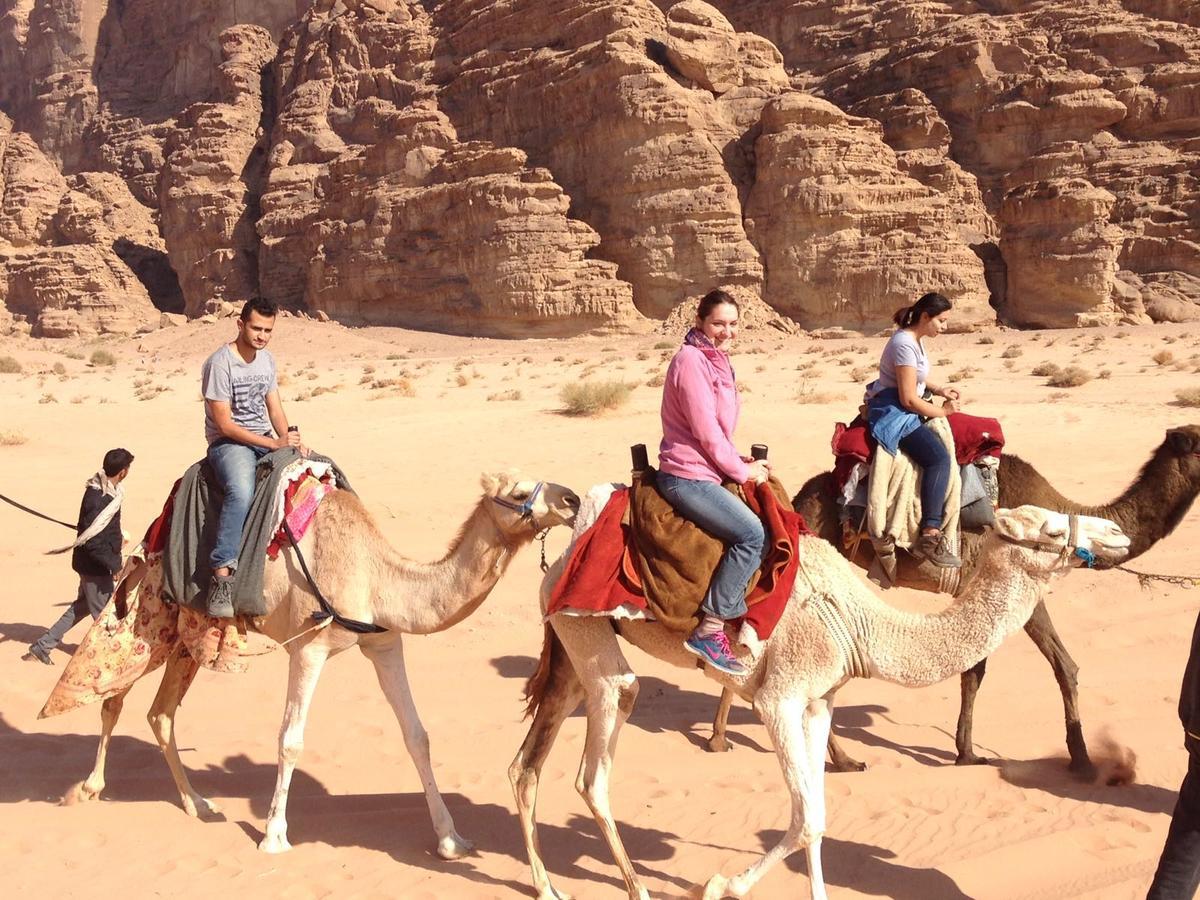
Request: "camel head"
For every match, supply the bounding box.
[480,472,580,537]
[992,505,1130,576]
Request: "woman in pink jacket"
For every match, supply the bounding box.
[658,289,770,675]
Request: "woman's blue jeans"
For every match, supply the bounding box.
[207,440,269,571]
[656,471,765,621]
[898,426,952,531]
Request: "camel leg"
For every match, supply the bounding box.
[825,693,866,773]
[708,687,735,753]
[1024,601,1095,777]
[556,617,647,900]
[955,657,990,766]
[510,635,586,900]
[364,639,473,860]
[260,639,331,853]
[145,643,214,818]
[704,696,832,900]
[63,687,130,805]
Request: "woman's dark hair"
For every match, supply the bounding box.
[893,291,952,328]
[103,448,134,477]
[240,296,278,321]
[697,289,739,321]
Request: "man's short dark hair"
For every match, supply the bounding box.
[240,297,278,321]
[103,448,134,477]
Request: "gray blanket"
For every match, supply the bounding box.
[160,448,351,616]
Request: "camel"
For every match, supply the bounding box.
[60,472,579,859]
[708,423,1200,775]
[511,492,1130,900]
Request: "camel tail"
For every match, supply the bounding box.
[523,622,562,720]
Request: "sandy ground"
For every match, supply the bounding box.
[2,315,1199,899]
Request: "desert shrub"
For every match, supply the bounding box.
[0,356,22,374]
[455,373,469,387]
[636,351,649,361]
[52,362,66,375]
[362,364,375,374]
[1030,361,1061,377]
[976,335,994,345]
[1175,387,1200,408]
[559,380,635,416]
[39,392,57,404]
[1000,346,1022,359]
[89,349,116,367]
[1098,369,1112,379]
[1046,365,1091,387]
[0,430,27,446]
[793,377,837,405]
[487,389,522,401]
[947,368,975,383]
[653,341,673,350]
[64,349,84,360]
[1153,350,1175,366]
[645,373,666,387]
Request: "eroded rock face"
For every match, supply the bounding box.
[1,0,1198,333]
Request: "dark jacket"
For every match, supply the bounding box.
[71,486,122,577]
[1179,611,1200,749]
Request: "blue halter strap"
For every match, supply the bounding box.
[490,481,545,519]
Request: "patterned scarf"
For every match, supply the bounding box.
[683,327,736,381]
[46,472,124,555]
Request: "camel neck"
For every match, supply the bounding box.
[856,537,1049,687]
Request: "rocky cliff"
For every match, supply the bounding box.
[0,0,1196,336]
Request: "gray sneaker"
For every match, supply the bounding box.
[22,644,54,665]
[912,530,962,568]
[207,574,236,618]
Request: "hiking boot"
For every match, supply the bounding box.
[684,631,747,676]
[912,530,962,569]
[22,644,54,666]
[207,574,236,618]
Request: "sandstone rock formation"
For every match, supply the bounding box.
[1,0,1198,334]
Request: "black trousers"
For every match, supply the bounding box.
[1149,737,1200,899]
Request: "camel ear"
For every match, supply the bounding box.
[992,505,1043,542]
[991,508,1022,541]
[480,472,503,496]
[1167,427,1199,456]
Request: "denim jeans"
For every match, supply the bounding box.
[33,574,113,653]
[898,425,952,531]
[1148,738,1200,899]
[207,439,270,570]
[656,471,766,620]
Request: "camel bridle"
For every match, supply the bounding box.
[998,513,1099,568]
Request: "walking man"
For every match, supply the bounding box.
[202,296,303,618]
[24,448,134,665]
[1147,611,1200,899]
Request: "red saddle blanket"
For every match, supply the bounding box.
[546,480,810,641]
[833,412,1005,491]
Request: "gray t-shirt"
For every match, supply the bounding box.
[201,344,278,444]
[870,329,928,398]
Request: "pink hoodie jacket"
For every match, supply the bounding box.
[658,344,750,484]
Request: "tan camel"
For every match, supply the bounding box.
[511,488,1129,900]
[709,423,1200,774]
[63,472,579,859]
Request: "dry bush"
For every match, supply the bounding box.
[977,335,995,345]
[1000,346,1023,359]
[64,349,84,360]
[1031,361,1062,377]
[552,355,565,362]
[1153,350,1175,366]
[1047,365,1092,387]
[1175,387,1200,408]
[653,341,673,350]
[455,373,470,387]
[386,353,404,361]
[559,380,635,416]
[947,367,976,383]
[636,351,650,361]
[0,430,27,446]
[310,385,340,397]
[0,356,22,374]
[645,373,666,387]
[89,349,116,367]
[1047,391,1071,402]
[937,357,952,366]
[850,365,874,382]
[135,384,170,401]
[71,395,87,404]
[1002,359,1015,370]
[362,364,375,374]
[367,377,415,398]
[52,362,66,375]
[487,389,522,401]
[39,392,57,404]
[359,374,373,385]
[306,371,319,381]
[1098,369,1113,379]
[793,377,838,405]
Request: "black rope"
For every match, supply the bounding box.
[282,519,387,634]
[0,491,75,529]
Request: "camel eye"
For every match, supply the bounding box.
[511,489,530,500]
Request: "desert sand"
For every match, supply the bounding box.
[2,315,1199,899]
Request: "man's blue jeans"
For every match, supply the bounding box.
[656,471,765,620]
[207,440,269,571]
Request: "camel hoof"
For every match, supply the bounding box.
[829,758,867,773]
[706,734,731,754]
[955,753,992,767]
[702,874,730,900]
[436,832,475,860]
[184,797,223,821]
[61,781,101,806]
[535,887,572,900]
[258,833,292,854]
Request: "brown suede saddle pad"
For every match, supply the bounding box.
[625,468,795,632]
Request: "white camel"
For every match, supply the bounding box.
[59,472,579,859]
[510,489,1130,900]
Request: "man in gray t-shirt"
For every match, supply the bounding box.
[201,297,304,617]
